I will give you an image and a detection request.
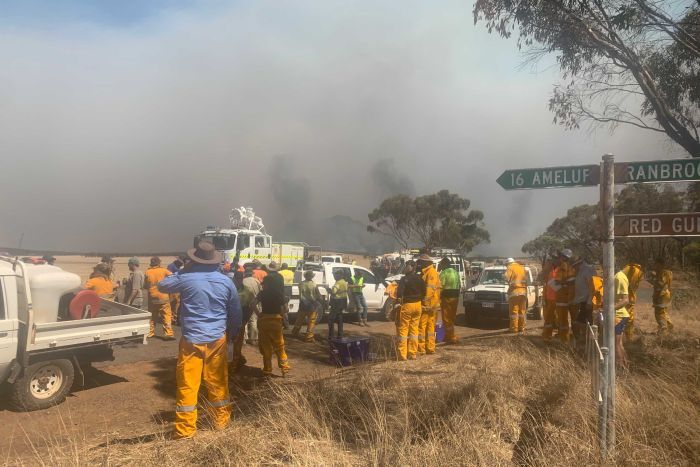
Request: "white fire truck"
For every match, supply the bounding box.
[195,207,308,267]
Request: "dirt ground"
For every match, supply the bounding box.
[0,311,511,462]
[1,257,694,464]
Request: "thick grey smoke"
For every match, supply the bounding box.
[268,156,311,223]
[371,158,416,199]
[0,0,675,255]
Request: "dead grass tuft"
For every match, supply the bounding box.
[11,315,700,466]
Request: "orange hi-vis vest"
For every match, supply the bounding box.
[589,276,604,310]
[555,261,576,306]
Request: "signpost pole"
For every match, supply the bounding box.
[601,154,616,456]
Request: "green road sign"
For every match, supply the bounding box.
[497,158,700,190]
[617,158,700,184]
[496,164,599,190]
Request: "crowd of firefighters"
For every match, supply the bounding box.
[61,244,676,439]
[508,250,674,367]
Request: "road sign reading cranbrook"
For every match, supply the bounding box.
[496,164,599,190]
[616,213,700,237]
[618,158,700,184]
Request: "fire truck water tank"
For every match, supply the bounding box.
[26,265,82,324]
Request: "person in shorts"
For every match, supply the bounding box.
[614,269,630,369]
[328,270,348,339]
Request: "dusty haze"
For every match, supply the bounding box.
[0,0,683,256]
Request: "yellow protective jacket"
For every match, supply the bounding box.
[504,263,527,298]
[555,261,577,306]
[621,263,643,304]
[651,269,672,307]
[589,276,604,311]
[421,265,441,309]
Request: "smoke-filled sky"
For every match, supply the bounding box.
[0,0,685,255]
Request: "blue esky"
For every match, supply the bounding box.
[0,1,676,254]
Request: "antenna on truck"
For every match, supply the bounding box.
[229,206,266,233]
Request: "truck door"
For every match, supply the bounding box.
[526,268,536,308]
[0,278,19,381]
[253,235,272,261]
[353,268,385,308]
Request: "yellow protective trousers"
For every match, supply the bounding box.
[396,301,421,360]
[418,306,438,354]
[624,303,636,338]
[292,310,317,342]
[231,310,254,370]
[542,300,556,340]
[508,295,527,333]
[174,335,230,439]
[654,307,674,332]
[440,297,459,344]
[555,304,571,342]
[170,293,181,322]
[257,314,290,374]
[149,301,173,337]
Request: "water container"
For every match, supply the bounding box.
[435,321,445,343]
[26,265,82,324]
[329,337,371,366]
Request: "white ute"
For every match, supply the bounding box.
[287,262,390,321]
[463,265,542,325]
[0,257,150,411]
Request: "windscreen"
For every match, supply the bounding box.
[194,234,236,251]
[479,269,506,285]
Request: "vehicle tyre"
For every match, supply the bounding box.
[316,301,327,324]
[464,306,478,326]
[529,303,543,320]
[8,359,75,412]
[382,298,395,321]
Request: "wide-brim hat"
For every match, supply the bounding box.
[417,254,432,262]
[267,261,280,271]
[187,241,222,265]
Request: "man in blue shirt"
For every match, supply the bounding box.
[158,241,242,439]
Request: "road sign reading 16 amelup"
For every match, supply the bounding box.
[496,164,599,190]
[497,157,700,190]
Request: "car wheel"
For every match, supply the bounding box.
[383,298,395,321]
[464,306,478,326]
[529,303,543,320]
[8,359,75,412]
[316,302,327,323]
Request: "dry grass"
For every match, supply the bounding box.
[11,304,700,466]
[14,337,698,466]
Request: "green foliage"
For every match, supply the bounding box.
[522,234,563,266]
[616,184,686,268]
[474,0,700,157]
[367,194,415,250]
[368,190,490,254]
[522,184,693,267]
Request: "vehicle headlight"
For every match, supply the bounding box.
[464,292,476,301]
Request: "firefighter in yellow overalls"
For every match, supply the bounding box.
[555,249,577,342]
[504,258,528,334]
[417,254,441,355]
[621,263,643,338]
[650,257,673,334]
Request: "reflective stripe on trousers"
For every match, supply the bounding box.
[418,307,437,353]
[174,335,230,439]
[396,302,421,360]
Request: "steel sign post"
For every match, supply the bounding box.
[601,154,616,456]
